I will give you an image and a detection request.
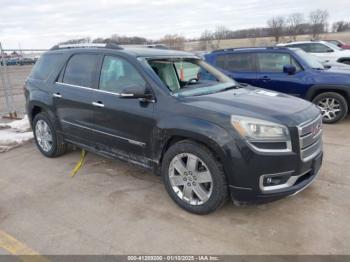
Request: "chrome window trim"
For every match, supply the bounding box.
[55,82,121,96]
[61,120,145,147]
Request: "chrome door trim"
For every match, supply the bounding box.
[61,120,146,147]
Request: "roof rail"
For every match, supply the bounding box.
[211,48,236,53]
[266,46,288,49]
[211,46,288,53]
[50,43,123,51]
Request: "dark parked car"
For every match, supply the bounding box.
[204,47,350,123]
[25,44,323,214]
[19,57,36,65]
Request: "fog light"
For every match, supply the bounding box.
[263,175,289,186]
[260,170,296,192]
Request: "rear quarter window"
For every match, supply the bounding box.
[215,53,255,72]
[29,54,64,81]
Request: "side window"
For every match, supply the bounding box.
[290,44,310,52]
[30,54,64,81]
[257,53,301,73]
[99,56,146,93]
[63,54,100,87]
[215,53,255,72]
[290,57,302,72]
[308,43,332,53]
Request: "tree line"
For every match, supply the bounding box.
[200,9,348,44]
[60,9,350,50]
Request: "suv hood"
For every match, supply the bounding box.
[182,86,320,126]
[314,66,350,84]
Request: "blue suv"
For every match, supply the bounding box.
[204,47,350,123]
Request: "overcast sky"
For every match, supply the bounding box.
[0,0,349,49]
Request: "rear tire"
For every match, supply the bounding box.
[312,92,348,124]
[161,140,228,214]
[33,112,66,157]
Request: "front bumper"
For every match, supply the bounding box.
[227,151,323,205]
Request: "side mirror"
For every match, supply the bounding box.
[120,86,154,102]
[327,49,334,53]
[283,65,296,75]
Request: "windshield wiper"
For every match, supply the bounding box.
[237,82,248,88]
[222,85,238,91]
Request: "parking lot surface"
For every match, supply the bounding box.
[0,66,349,255]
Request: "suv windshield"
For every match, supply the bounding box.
[294,49,324,69]
[324,42,343,51]
[146,58,236,97]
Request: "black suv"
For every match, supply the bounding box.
[25,43,323,214]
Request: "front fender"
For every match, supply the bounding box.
[153,116,233,163]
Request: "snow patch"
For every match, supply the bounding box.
[0,115,31,132]
[0,115,34,152]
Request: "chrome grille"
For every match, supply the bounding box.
[298,115,323,162]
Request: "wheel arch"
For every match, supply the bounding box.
[337,57,350,64]
[305,84,350,103]
[154,117,232,171]
[159,133,227,165]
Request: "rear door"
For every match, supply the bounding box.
[255,52,308,97]
[214,52,257,85]
[53,53,102,144]
[92,55,155,164]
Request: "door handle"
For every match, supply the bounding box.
[261,76,271,82]
[53,92,62,98]
[92,101,104,108]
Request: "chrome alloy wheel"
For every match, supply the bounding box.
[168,153,213,205]
[317,97,341,121]
[35,119,53,152]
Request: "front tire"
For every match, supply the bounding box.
[312,92,348,124]
[161,140,228,214]
[33,112,66,157]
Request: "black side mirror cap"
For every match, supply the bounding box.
[283,65,297,75]
[120,86,155,102]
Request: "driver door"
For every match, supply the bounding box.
[255,52,308,97]
[92,55,155,163]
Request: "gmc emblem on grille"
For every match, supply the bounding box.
[311,122,322,137]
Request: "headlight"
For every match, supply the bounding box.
[231,115,291,152]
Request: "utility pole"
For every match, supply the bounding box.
[18,42,23,57]
[0,42,17,119]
